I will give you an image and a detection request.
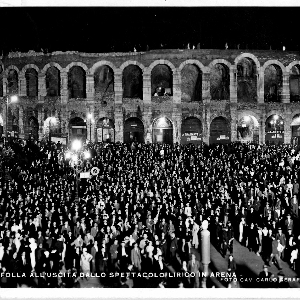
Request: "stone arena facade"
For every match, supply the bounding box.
[1,49,300,145]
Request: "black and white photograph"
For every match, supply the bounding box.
[0,6,300,294]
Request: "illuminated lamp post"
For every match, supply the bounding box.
[64,139,91,202]
[49,117,57,143]
[201,220,210,288]
[5,95,18,139]
[87,113,94,142]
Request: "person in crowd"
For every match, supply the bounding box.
[1,139,300,288]
[187,253,201,288]
[227,254,237,274]
[80,247,93,280]
[258,265,274,288]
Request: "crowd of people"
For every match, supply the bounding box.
[0,138,300,288]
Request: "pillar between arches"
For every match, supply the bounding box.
[18,106,24,139]
[282,73,290,104]
[258,70,265,104]
[230,66,237,103]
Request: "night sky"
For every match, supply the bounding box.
[1,7,300,55]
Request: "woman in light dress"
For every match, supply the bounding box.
[80,247,93,279]
[192,221,200,249]
[29,238,37,271]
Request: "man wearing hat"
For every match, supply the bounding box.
[221,224,229,257]
[276,271,289,288]
[258,265,273,288]
[284,214,294,234]
[119,239,129,272]
[276,227,286,260]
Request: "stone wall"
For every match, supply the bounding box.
[1,49,300,144]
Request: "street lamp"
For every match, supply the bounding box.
[87,113,94,142]
[49,117,56,142]
[5,95,18,139]
[64,139,91,202]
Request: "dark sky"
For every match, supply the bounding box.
[1,7,300,54]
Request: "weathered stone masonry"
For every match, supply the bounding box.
[1,49,300,144]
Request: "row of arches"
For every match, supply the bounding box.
[2,114,300,145]
[1,55,300,102]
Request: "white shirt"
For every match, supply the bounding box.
[0,246,4,261]
[185,206,192,217]
[11,225,20,232]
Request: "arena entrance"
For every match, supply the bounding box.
[237,115,259,143]
[96,118,114,142]
[209,116,231,144]
[69,117,87,142]
[152,117,173,144]
[291,114,300,145]
[265,114,284,145]
[27,116,39,140]
[124,117,144,143]
[181,117,202,144]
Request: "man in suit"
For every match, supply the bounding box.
[61,220,71,235]
[119,240,129,271]
[276,227,286,260]
[131,242,141,271]
[284,214,294,234]
[291,195,299,217]
[143,251,156,273]
[160,233,168,261]
[155,255,167,273]
[142,251,157,288]
[169,232,178,265]
[227,254,237,274]
[258,265,274,288]
[109,239,119,271]
[73,221,81,238]
[187,254,201,288]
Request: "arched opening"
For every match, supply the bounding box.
[44,116,60,141]
[265,114,284,145]
[237,115,259,143]
[152,117,173,144]
[94,65,114,99]
[151,65,173,96]
[291,114,300,145]
[7,69,18,94]
[122,65,143,99]
[181,64,202,102]
[124,117,144,143]
[46,67,61,96]
[68,66,86,99]
[210,63,230,100]
[181,117,202,144]
[0,115,3,137]
[24,108,37,139]
[25,68,38,97]
[209,116,231,144]
[6,107,19,138]
[96,118,115,143]
[27,116,39,140]
[264,64,283,102]
[69,117,87,142]
[237,58,257,102]
[290,65,300,103]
